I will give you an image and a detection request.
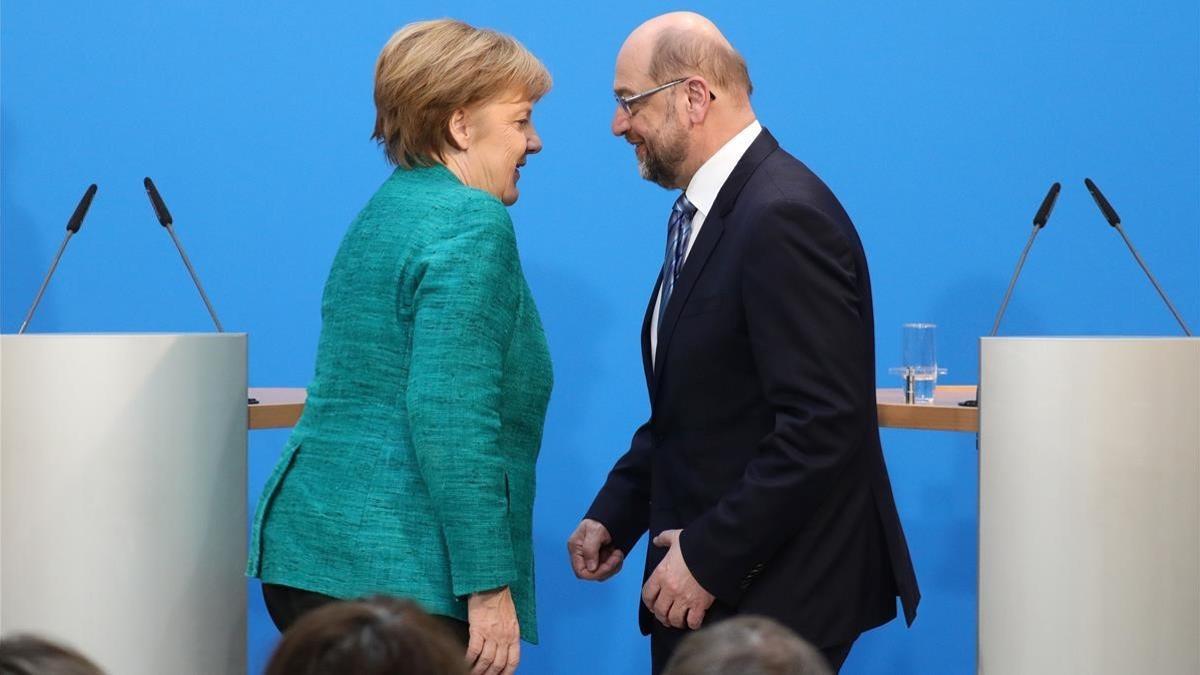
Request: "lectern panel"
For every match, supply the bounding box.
[1,334,247,675]
[979,337,1199,674]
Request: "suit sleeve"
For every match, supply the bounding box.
[679,199,872,605]
[406,197,520,598]
[583,419,654,553]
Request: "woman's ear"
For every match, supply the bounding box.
[446,108,471,151]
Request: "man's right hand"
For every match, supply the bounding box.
[567,518,625,581]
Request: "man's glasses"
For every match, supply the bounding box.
[614,77,714,115]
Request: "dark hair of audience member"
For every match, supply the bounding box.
[264,595,467,675]
[663,615,834,675]
[0,634,105,675]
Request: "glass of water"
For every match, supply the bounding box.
[902,323,938,404]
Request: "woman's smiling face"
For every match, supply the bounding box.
[458,94,543,205]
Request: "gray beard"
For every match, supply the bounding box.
[637,121,688,190]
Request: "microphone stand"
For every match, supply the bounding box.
[1111,221,1192,336]
[164,223,224,332]
[988,224,1041,338]
[1084,178,1192,336]
[19,184,98,334]
[962,182,1061,408]
[19,234,75,334]
[143,177,224,332]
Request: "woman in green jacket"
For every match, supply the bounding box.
[248,19,552,675]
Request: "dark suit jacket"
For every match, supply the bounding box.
[586,129,919,648]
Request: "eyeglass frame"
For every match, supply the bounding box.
[614,76,716,115]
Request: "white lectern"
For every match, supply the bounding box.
[979,337,1199,674]
[0,334,247,675]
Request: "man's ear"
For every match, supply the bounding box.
[685,77,712,124]
[446,108,471,151]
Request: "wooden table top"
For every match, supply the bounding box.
[248,387,308,430]
[875,385,978,432]
[249,385,979,433]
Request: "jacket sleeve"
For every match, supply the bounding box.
[680,199,873,605]
[584,418,654,553]
[406,196,521,598]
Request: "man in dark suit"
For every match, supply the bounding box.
[567,12,920,674]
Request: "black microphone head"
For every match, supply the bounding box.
[1032,182,1061,228]
[144,176,173,227]
[66,183,98,233]
[1084,177,1121,227]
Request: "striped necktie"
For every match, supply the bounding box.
[659,192,697,332]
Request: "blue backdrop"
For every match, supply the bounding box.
[3,2,1197,673]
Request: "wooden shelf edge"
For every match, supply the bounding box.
[247,386,979,433]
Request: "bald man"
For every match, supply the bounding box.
[567,13,919,673]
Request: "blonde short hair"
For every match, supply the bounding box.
[371,19,552,168]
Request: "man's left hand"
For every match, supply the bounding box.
[642,529,715,630]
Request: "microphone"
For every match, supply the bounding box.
[19,184,98,334]
[1031,181,1061,228]
[143,177,225,332]
[1083,178,1120,227]
[989,182,1060,336]
[1084,178,1192,336]
[145,175,174,226]
[961,182,1061,409]
[67,184,98,232]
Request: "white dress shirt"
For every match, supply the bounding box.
[651,119,762,364]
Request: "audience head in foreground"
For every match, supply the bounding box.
[0,634,105,675]
[663,616,833,675]
[264,596,467,675]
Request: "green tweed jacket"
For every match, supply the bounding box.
[247,164,553,643]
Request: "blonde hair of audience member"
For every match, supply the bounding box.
[264,596,467,675]
[663,616,833,675]
[0,634,105,675]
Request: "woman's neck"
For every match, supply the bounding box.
[440,151,477,190]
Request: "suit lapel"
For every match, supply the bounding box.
[649,128,780,402]
[712,128,779,219]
